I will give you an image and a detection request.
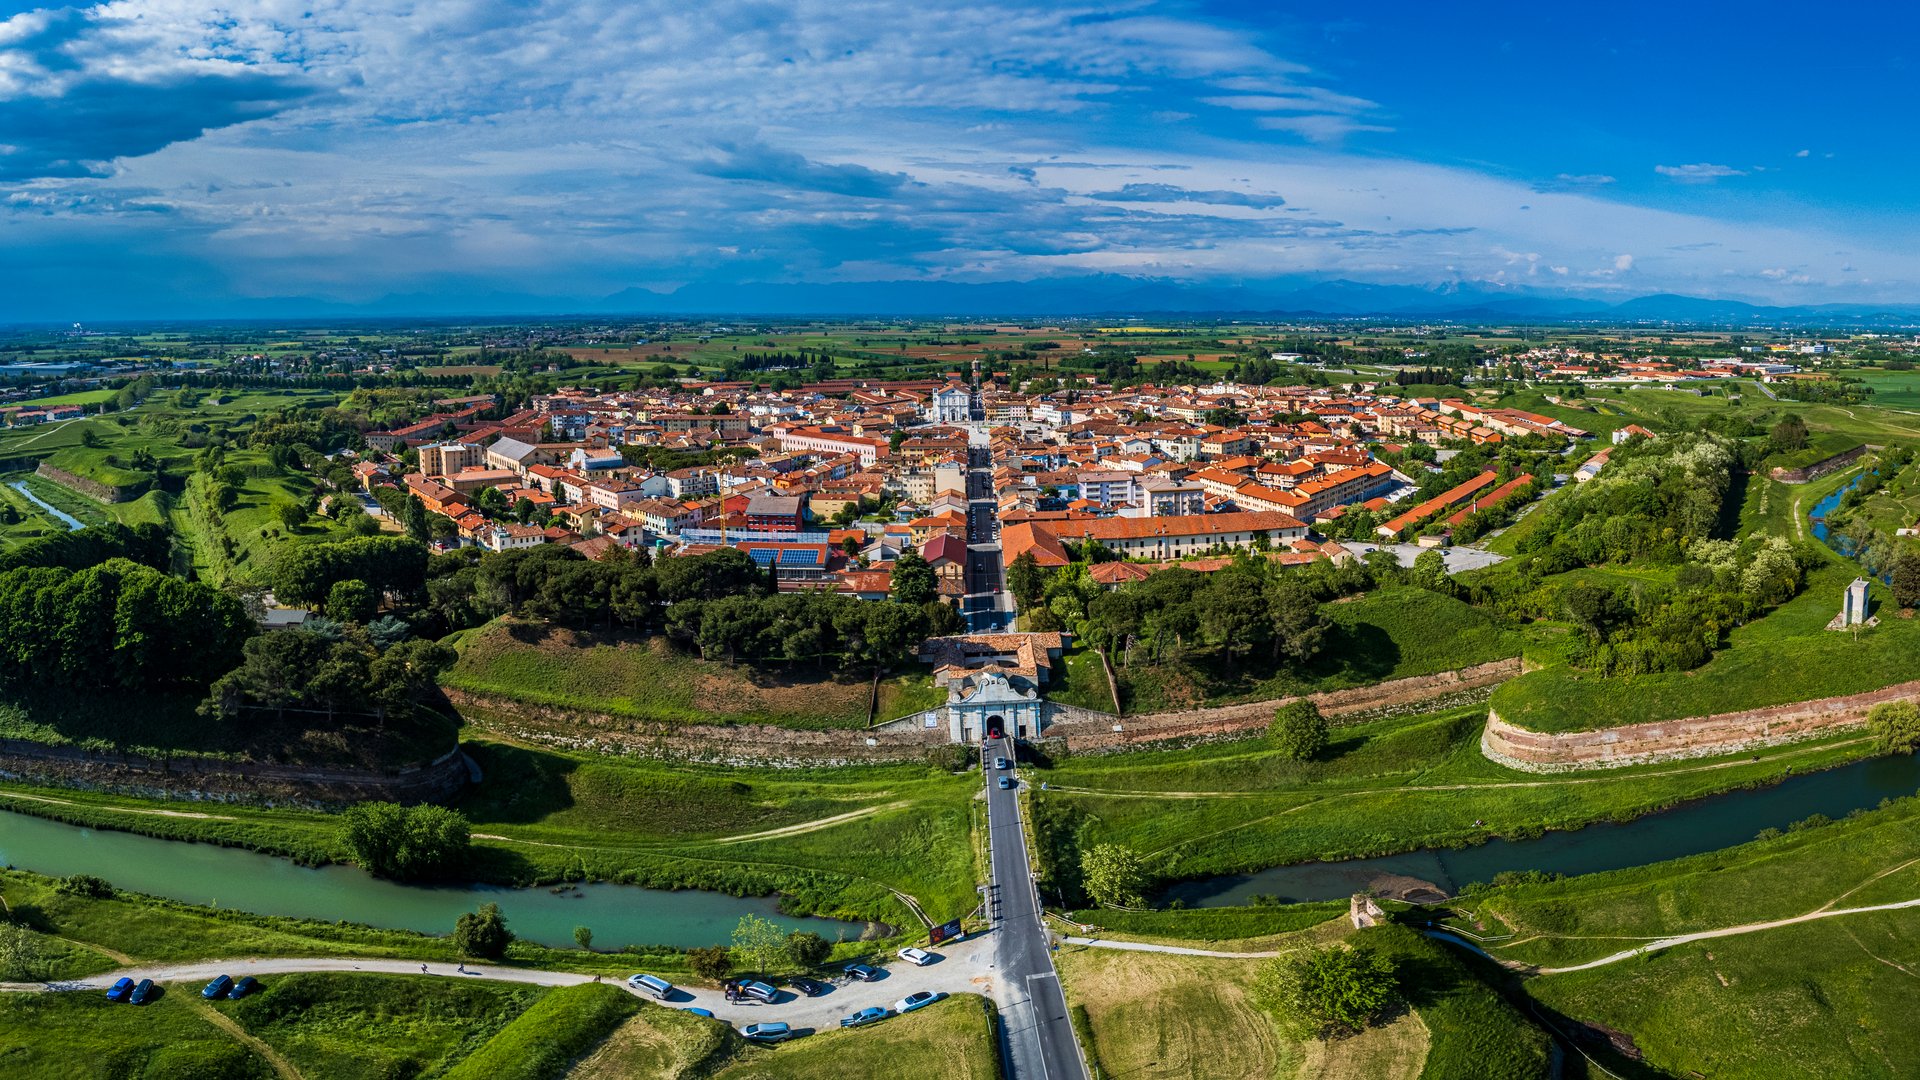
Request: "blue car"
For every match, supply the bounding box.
[684,1007,715,1018]
[128,979,156,1005]
[202,975,234,1000]
[840,1005,888,1028]
[227,977,259,1000]
[105,977,134,1003]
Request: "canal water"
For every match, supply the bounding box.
[1160,753,1920,907]
[7,480,83,530]
[1807,470,1871,554]
[0,808,860,949]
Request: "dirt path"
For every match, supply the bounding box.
[1523,897,1920,975]
[710,801,910,845]
[192,997,304,1080]
[1060,936,1280,959]
[0,790,238,821]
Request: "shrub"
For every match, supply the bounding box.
[1869,699,1920,755]
[1253,940,1399,1040]
[785,930,832,969]
[339,802,471,880]
[1269,700,1329,761]
[53,873,114,899]
[453,902,513,959]
[1080,844,1149,909]
[688,945,733,981]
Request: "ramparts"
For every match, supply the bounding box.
[0,738,469,807]
[1770,444,1868,484]
[1481,678,1920,772]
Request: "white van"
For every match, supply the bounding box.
[626,973,674,999]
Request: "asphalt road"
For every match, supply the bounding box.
[985,745,1089,1080]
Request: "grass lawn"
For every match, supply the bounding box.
[11,388,118,407]
[569,1004,740,1079]
[1032,706,1877,882]
[1450,797,1920,1078]
[0,989,271,1078]
[226,972,543,1080]
[446,619,937,730]
[712,993,1000,1080]
[1489,563,1920,733]
[1114,588,1522,712]
[1045,645,1119,713]
[443,982,639,1080]
[1058,946,1309,1080]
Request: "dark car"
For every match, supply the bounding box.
[227,976,259,1000]
[202,975,233,1000]
[843,963,880,982]
[128,979,156,1005]
[105,977,134,1003]
[789,976,828,997]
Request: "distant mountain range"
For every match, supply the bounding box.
[30,276,1920,327]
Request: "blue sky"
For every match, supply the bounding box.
[2,0,1917,318]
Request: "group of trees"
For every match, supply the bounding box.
[0,521,174,574]
[202,625,455,725]
[270,536,429,607]
[0,558,252,693]
[1060,559,1334,674]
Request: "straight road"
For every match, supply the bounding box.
[963,444,1011,631]
[984,745,1089,1080]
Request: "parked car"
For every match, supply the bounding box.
[840,1005,888,1028]
[737,979,779,1003]
[843,963,880,982]
[202,975,233,1000]
[997,776,1015,790]
[789,976,828,997]
[128,979,156,1005]
[896,990,947,1013]
[626,973,674,999]
[897,947,934,966]
[743,1022,793,1043]
[227,976,259,1000]
[105,977,134,1003]
[684,1007,715,1018]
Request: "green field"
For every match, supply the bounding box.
[0,988,271,1079]
[445,619,943,729]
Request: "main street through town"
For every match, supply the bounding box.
[984,743,1090,1080]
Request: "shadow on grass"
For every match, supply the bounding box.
[453,742,580,827]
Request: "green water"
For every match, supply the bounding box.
[0,808,860,949]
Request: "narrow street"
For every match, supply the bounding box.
[984,745,1089,1080]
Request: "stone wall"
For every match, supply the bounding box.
[1769,444,1868,484]
[1481,678,1920,772]
[447,688,952,766]
[1044,658,1520,754]
[0,738,469,807]
[34,461,146,503]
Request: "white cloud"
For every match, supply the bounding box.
[1796,149,1811,157]
[1654,162,1747,182]
[1614,253,1635,271]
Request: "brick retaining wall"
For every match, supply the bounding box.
[1770,444,1868,484]
[0,738,469,807]
[1481,678,1920,772]
[1046,658,1520,753]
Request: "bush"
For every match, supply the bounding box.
[339,802,471,880]
[785,930,832,969]
[53,873,114,899]
[1253,940,1399,1040]
[453,902,513,959]
[1269,700,1329,761]
[1080,844,1149,909]
[688,944,733,982]
[1869,700,1920,755]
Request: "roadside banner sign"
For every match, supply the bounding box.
[929,919,965,945]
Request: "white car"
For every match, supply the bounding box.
[897,947,935,966]
[896,990,947,1013]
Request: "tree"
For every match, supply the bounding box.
[0,922,43,981]
[453,902,513,959]
[785,930,832,969]
[1253,940,1399,1040]
[1008,551,1047,611]
[404,494,432,544]
[1893,552,1920,611]
[1409,549,1452,595]
[573,925,594,951]
[923,599,966,637]
[339,802,471,879]
[688,945,734,982]
[731,913,786,976]
[327,578,378,623]
[1268,578,1330,665]
[1080,844,1150,908]
[1770,415,1810,453]
[1869,700,1920,755]
[1270,699,1329,761]
[890,550,937,607]
[278,502,309,531]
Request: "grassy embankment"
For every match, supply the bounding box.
[444,619,944,730]
[1030,703,1877,885]
[0,732,982,925]
[710,994,1001,1080]
[1440,792,1920,1079]
[1112,587,1522,713]
[1488,562,1919,734]
[1057,918,1551,1080]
